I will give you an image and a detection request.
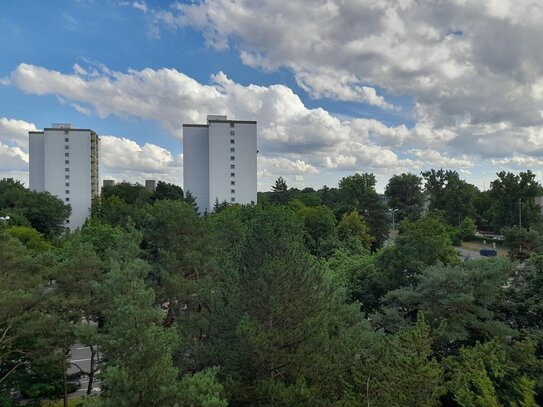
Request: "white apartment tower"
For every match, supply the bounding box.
[29,124,100,230]
[183,115,257,213]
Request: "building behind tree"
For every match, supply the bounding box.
[183,115,257,213]
[29,123,99,230]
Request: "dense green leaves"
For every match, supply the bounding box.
[5,172,543,406]
[0,178,71,238]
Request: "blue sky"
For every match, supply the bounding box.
[1,0,543,192]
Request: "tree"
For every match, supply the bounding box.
[101,181,152,206]
[381,258,516,350]
[183,191,199,213]
[488,171,542,231]
[385,173,425,221]
[336,210,373,253]
[0,230,71,402]
[502,226,543,262]
[6,226,51,252]
[0,178,71,238]
[213,198,230,213]
[206,206,365,405]
[378,213,459,281]
[457,217,477,241]
[443,340,538,407]
[270,177,289,204]
[297,205,338,258]
[95,256,180,407]
[338,173,389,249]
[53,236,106,395]
[143,200,210,335]
[342,315,444,407]
[421,170,480,226]
[153,181,184,201]
[271,177,288,193]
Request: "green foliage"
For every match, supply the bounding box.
[503,226,543,262]
[271,176,288,193]
[422,169,480,226]
[488,171,543,231]
[379,213,459,280]
[381,258,516,348]
[6,226,51,252]
[152,181,183,201]
[338,173,389,249]
[342,315,444,407]
[297,205,338,258]
[457,216,477,241]
[96,257,180,407]
[101,181,152,205]
[385,173,425,221]
[327,251,381,311]
[183,190,199,213]
[177,369,227,407]
[203,206,366,405]
[0,178,71,238]
[336,210,373,253]
[444,340,538,407]
[0,230,72,400]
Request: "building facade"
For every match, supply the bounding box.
[183,115,257,213]
[29,124,99,230]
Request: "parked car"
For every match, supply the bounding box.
[480,248,497,257]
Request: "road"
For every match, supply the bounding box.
[456,247,481,261]
[68,344,101,397]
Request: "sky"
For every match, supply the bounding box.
[1,0,543,192]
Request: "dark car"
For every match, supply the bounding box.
[480,248,497,257]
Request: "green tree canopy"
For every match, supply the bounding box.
[385,173,425,221]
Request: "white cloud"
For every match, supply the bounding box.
[0,142,28,171]
[9,60,543,191]
[9,63,420,175]
[408,149,474,169]
[0,117,38,148]
[258,156,318,178]
[158,0,543,130]
[132,1,147,13]
[100,136,182,184]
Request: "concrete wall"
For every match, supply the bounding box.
[183,125,210,213]
[183,117,257,214]
[29,132,45,192]
[30,126,98,231]
[208,121,256,209]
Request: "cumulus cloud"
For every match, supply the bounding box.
[0,142,28,171]
[149,0,543,156]
[9,59,540,189]
[407,149,474,169]
[90,135,184,184]
[9,63,424,177]
[0,117,38,148]
[258,156,318,178]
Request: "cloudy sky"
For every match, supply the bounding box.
[1,0,543,192]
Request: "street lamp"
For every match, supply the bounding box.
[519,198,524,228]
[389,208,398,230]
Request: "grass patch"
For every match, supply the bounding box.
[41,398,85,407]
[461,240,508,257]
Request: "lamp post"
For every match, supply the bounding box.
[389,208,398,230]
[519,198,523,228]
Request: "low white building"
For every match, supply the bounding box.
[29,124,100,230]
[183,115,257,213]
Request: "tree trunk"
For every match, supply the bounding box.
[87,344,96,395]
[63,369,68,407]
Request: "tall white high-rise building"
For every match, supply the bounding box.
[183,115,257,213]
[29,123,100,230]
